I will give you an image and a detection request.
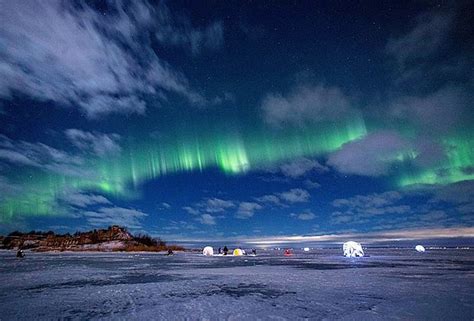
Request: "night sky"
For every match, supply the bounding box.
[0,0,473,245]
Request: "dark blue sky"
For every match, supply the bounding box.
[0,0,472,245]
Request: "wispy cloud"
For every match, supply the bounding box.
[278,188,310,203]
[0,0,211,117]
[291,210,316,221]
[197,214,216,225]
[61,192,110,208]
[0,134,89,177]
[83,206,148,229]
[236,202,262,219]
[66,129,121,157]
[280,158,328,178]
[261,84,355,127]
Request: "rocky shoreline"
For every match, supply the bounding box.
[0,225,184,252]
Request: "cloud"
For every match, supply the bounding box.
[61,192,110,208]
[327,131,411,176]
[161,202,171,209]
[236,202,262,219]
[331,191,411,224]
[241,227,474,245]
[183,206,200,215]
[155,13,224,55]
[303,179,321,189]
[278,188,310,203]
[183,197,235,218]
[387,86,471,133]
[66,129,121,157]
[254,194,282,206]
[83,206,148,229]
[0,134,89,177]
[280,158,328,178]
[291,211,316,221]
[261,84,354,126]
[200,198,235,213]
[386,12,452,71]
[0,0,207,117]
[198,214,216,225]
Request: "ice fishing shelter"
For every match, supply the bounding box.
[415,245,426,252]
[343,241,364,257]
[233,248,243,256]
[203,246,214,256]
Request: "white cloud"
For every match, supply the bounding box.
[327,131,411,176]
[66,129,121,157]
[280,158,328,178]
[61,192,110,208]
[304,179,321,189]
[236,202,263,219]
[387,86,470,133]
[278,188,310,203]
[198,214,216,225]
[261,84,354,126]
[83,207,148,229]
[0,134,89,177]
[292,211,316,221]
[254,194,281,206]
[0,0,209,117]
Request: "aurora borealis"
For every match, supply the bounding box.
[0,1,472,242]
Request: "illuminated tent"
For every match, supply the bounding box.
[233,248,243,256]
[202,246,214,256]
[343,241,364,257]
[415,245,425,252]
[303,247,310,252]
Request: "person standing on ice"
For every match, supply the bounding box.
[218,247,222,254]
[223,246,228,255]
[252,249,257,255]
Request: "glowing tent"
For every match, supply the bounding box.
[233,248,243,256]
[202,246,214,256]
[303,247,310,252]
[415,245,425,252]
[343,241,364,257]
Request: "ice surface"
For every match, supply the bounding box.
[343,241,364,257]
[0,248,473,320]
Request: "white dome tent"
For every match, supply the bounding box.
[415,245,426,252]
[343,241,364,257]
[303,247,310,252]
[202,246,214,256]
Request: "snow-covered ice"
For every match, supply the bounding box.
[0,248,473,320]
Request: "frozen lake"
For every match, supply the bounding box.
[0,248,473,320]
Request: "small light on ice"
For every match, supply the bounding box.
[343,241,364,257]
[202,246,214,256]
[303,247,310,252]
[415,245,425,252]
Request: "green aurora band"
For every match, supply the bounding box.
[1,114,473,221]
